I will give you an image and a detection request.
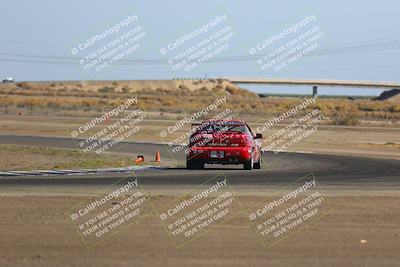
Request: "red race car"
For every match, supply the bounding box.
[186,120,263,170]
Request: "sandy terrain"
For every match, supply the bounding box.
[0,193,398,267]
[0,79,239,93]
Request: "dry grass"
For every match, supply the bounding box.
[0,80,399,126]
[0,144,135,171]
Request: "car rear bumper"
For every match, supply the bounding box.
[187,146,252,164]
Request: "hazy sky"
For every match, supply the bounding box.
[1,0,399,95]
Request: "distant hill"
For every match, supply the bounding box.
[0,79,257,98]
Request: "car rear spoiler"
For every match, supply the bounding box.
[191,120,242,129]
[190,123,204,132]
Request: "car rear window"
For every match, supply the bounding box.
[194,122,246,134]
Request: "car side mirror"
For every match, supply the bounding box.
[255,133,262,139]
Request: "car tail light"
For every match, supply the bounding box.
[223,134,247,147]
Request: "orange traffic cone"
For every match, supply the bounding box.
[135,155,144,164]
[155,149,161,163]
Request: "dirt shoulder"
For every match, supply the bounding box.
[0,194,398,267]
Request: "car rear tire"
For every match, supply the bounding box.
[253,153,262,169]
[253,160,261,169]
[187,159,195,169]
[187,159,204,170]
[197,161,205,169]
[243,158,253,170]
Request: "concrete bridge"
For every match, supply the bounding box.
[227,78,400,96]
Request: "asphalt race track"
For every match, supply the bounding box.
[0,134,399,190]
